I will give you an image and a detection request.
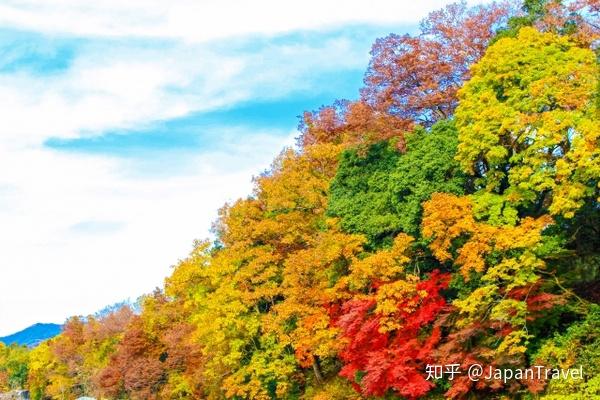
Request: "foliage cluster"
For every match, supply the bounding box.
[2,1,599,399]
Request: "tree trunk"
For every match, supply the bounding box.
[312,357,324,384]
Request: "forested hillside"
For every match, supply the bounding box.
[1,0,599,398]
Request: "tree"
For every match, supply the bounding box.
[455,27,600,223]
[328,120,466,245]
[298,2,510,149]
[362,1,510,127]
[335,268,450,399]
[298,100,410,150]
[327,140,402,245]
[422,193,564,397]
[534,305,600,397]
[0,343,29,391]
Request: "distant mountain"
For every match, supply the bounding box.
[0,323,62,347]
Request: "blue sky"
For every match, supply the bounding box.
[37,27,380,158]
[0,0,491,336]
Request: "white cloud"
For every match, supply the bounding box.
[0,31,373,148]
[0,0,492,42]
[0,131,296,336]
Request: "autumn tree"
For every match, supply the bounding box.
[0,343,29,392]
[488,0,600,63]
[299,2,511,150]
[455,27,600,224]
[422,193,564,397]
[361,1,510,127]
[331,233,451,399]
[190,143,355,399]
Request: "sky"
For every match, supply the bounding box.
[0,0,491,336]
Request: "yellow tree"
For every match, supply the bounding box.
[455,27,599,223]
[187,143,354,399]
[267,225,365,373]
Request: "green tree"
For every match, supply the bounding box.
[0,343,30,391]
[328,120,466,245]
[535,305,600,398]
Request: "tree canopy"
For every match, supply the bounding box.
[2,1,599,399]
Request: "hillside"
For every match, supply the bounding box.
[0,323,61,347]
[0,1,599,399]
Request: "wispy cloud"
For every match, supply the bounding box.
[0,1,488,41]
[69,220,126,235]
[0,26,388,149]
[0,29,77,74]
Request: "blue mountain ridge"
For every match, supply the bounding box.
[0,323,62,347]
